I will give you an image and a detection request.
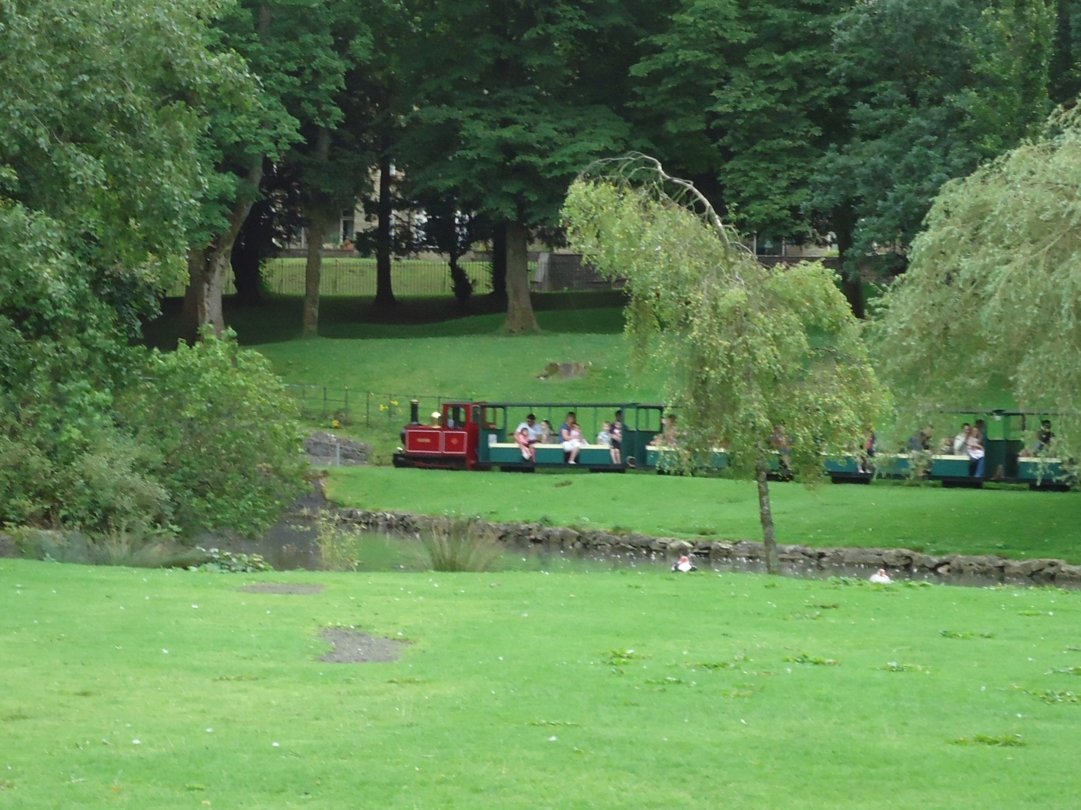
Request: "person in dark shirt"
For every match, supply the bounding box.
[1035,419,1054,454]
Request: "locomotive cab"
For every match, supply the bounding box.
[394,400,487,470]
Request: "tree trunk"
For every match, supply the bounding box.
[502,220,539,333]
[302,126,333,338]
[181,1,271,341]
[302,210,330,339]
[834,202,864,319]
[182,243,230,343]
[373,152,396,308]
[490,221,507,301]
[181,161,263,341]
[755,460,780,574]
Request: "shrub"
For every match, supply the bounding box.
[0,202,168,534]
[12,527,198,568]
[120,329,307,537]
[189,547,274,573]
[421,516,504,572]
[315,513,362,571]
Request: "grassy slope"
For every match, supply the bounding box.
[245,301,657,463]
[4,558,1081,809]
[327,467,1081,563]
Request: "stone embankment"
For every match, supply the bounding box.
[333,508,1081,588]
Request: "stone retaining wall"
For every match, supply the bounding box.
[333,508,1081,588]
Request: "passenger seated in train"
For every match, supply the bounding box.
[1020,419,1054,457]
[650,414,678,447]
[560,411,584,464]
[765,421,793,474]
[966,426,985,478]
[540,419,555,443]
[515,413,544,444]
[1035,419,1054,453]
[952,423,971,454]
[908,425,934,452]
[515,425,536,462]
[859,430,876,474]
[610,410,624,465]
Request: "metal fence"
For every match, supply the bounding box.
[168,255,544,298]
[260,256,498,297]
[287,386,463,427]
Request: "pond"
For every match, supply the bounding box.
[228,513,1042,587]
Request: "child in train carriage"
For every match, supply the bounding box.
[540,419,555,443]
[515,424,536,462]
[610,410,624,465]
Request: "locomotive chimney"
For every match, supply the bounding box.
[410,399,419,424]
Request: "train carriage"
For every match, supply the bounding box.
[394,401,1074,489]
[394,400,666,471]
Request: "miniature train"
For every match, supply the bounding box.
[392,400,1072,490]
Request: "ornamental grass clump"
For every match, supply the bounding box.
[11,527,200,568]
[420,516,503,572]
[315,512,363,571]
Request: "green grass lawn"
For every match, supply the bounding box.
[5,557,1081,808]
[326,467,1081,563]
[141,292,1077,559]
[144,291,628,347]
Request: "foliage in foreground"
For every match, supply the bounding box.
[562,156,888,571]
[0,1,305,541]
[0,203,167,535]
[4,559,1081,809]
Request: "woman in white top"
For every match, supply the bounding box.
[560,412,583,464]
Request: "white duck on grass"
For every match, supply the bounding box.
[673,555,697,573]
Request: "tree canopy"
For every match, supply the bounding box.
[0,0,306,539]
[563,156,887,571]
[399,0,636,331]
[871,107,1081,463]
[816,0,1055,278]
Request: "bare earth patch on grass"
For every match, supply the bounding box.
[320,628,411,663]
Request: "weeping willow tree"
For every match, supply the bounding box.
[562,156,888,573]
[872,107,1081,464]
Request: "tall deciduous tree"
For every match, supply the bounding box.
[291,0,374,338]
[872,107,1081,463]
[631,0,843,241]
[1051,0,1081,103]
[184,0,362,340]
[401,0,632,332]
[563,157,887,572]
[182,0,296,340]
[1,0,217,315]
[816,0,1055,314]
[1,0,304,535]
